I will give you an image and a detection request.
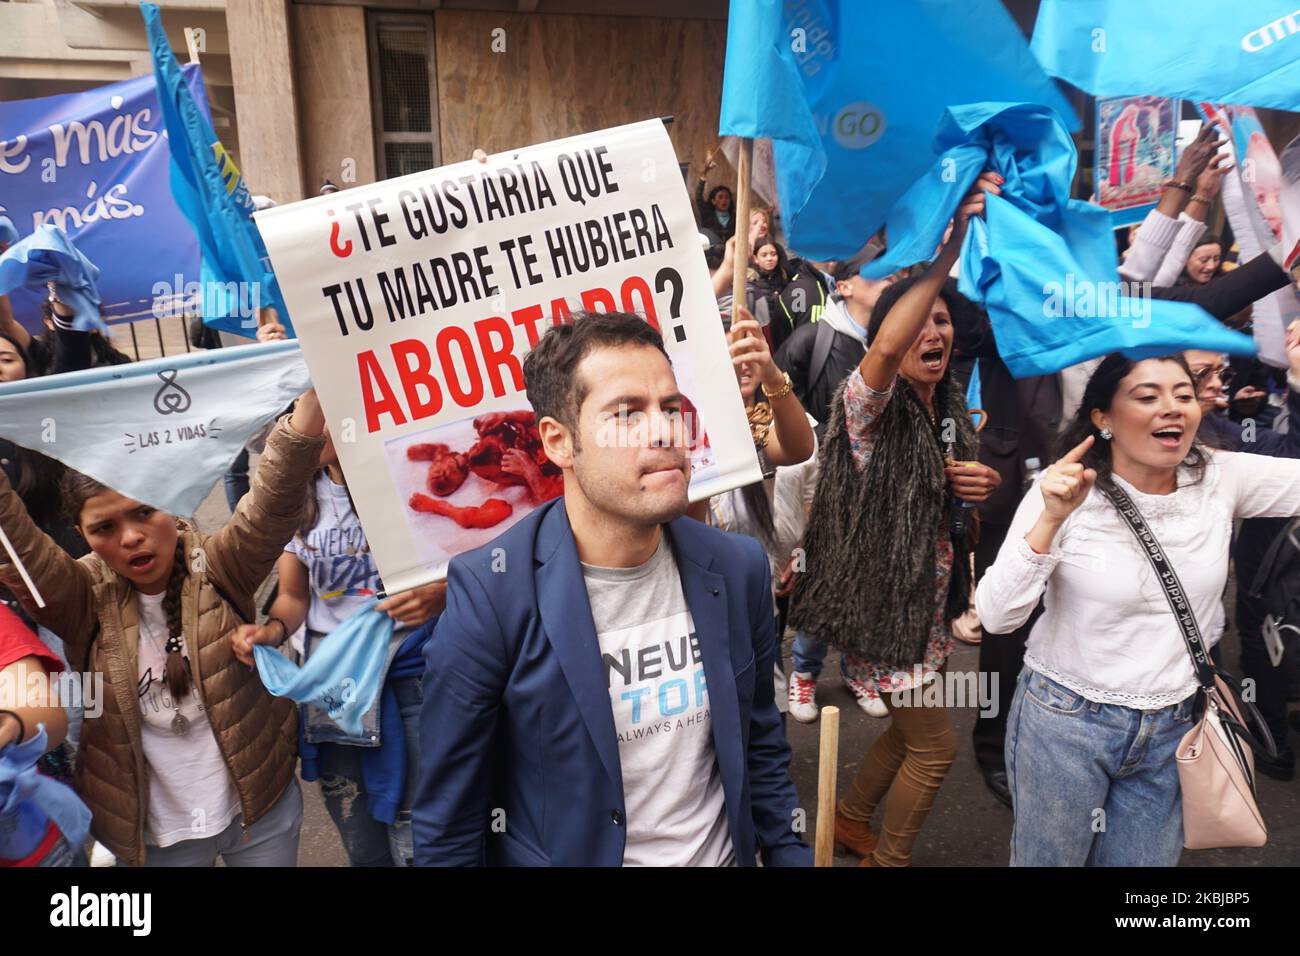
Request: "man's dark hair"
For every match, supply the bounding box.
[522,311,669,434]
[829,259,859,283]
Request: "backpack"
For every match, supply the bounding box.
[1247,516,1300,666]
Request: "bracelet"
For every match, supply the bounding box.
[1189,194,1213,205]
[1164,179,1193,194]
[266,616,289,647]
[761,371,794,401]
[0,709,27,746]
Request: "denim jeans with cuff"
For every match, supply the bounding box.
[1006,667,1193,867]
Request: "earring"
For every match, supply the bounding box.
[1100,427,1113,440]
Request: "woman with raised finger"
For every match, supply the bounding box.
[977,352,1300,866]
[0,391,327,866]
[789,173,1003,867]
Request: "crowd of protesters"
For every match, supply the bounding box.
[2,112,1300,872]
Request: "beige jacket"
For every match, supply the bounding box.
[0,416,325,865]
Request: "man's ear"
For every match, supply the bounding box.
[835,279,852,299]
[537,415,574,470]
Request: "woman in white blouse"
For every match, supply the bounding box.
[976,351,1300,866]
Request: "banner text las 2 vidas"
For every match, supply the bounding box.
[256,120,760,594]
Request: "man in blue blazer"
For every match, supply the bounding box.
[414,312,810,867]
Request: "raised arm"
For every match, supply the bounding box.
[975,435,1095,634]
[859,172,999,392]
[728,310,814,467]
[1152,159,1226,287]
[1151,247,1290,319]
[204,391,326,606]
[1119,123,1225,283]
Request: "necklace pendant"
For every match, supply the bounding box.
[170,712,190,737]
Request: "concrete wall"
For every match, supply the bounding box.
[227,0,303,202]
[293,3,376,191]
[432,9,730,193]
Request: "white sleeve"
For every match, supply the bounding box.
[772,415,819,553]
[800,414,819,511]
[974,479,1063,634]
[1118,209,1184,283]
[1218,451,1300,519]
[1151,212,1208,286]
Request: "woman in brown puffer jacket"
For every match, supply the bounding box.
[0,390,326,866]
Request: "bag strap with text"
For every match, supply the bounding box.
[1097,480,1216,689]
[1098,480,1277,760]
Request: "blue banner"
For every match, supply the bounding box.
[718,0,1078,262]
[894,102,1252,378]
[1031,0,1300,113]
[0,67,207,332]
[143,2,292,337]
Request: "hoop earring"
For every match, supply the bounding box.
[1100,427,1113,440]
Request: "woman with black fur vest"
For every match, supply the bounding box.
[789,172,1003,866]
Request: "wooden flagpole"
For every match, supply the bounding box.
[730,138,754,325]
[814,704,840,866]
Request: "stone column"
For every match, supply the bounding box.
[225,0,303,203]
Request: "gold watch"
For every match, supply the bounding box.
[762,371,794,401]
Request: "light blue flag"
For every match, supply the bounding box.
[254,601,392,738]
[1031,0,1300,113]
[0,726,93,860]
[141,2,292,337]
[0,225,104,332]
[718,0,1078,261]
[0,340,310,515]
[860,101,1253,377]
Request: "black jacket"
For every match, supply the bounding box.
[694,179,736,240]
[1152,251,1290,320]
[775,318,864,439]
[972,355,1063,527]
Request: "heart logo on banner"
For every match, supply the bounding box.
[110,95,124,110]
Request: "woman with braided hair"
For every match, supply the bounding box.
[0,390,328,866]
[788,173,1003,866]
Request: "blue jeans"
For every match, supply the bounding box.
[791,631,846,680]
[143,779,303,867]
[223,448,250,512]
[1006,668,1194,867]
[37,627,83,755]
[318,676,422,867]
[38,835,87,867]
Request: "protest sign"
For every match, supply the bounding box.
[0,340,311,516]
[0,68,207,331]
[1199,103,1299,366]
[257,119,761,594]
[1281,135,1300,271]
[1095,96,1178,227]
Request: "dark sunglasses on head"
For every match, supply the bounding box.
[1192,365,1234,389]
